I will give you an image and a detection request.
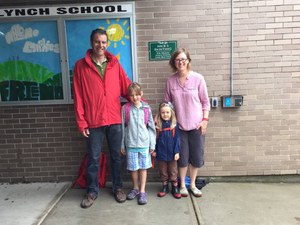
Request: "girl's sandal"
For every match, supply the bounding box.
[189,187,202,197]
[180,187,189,197]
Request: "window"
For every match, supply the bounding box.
[0,20,63,102]
[0,2,136,105]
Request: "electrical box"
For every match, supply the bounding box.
[222,95,243,107]
[211,97,218,108]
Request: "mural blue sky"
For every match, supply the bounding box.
[66,18,133,81]
[0,21,61,75]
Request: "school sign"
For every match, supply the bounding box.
[0,4,133,17]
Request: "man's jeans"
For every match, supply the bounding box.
[85,124,123,196]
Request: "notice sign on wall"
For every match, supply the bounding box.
[148,41,177,61]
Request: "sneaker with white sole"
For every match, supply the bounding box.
[189,187,202,197]
[180,187,189,197]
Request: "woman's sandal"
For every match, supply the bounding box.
[179,187,189,197]
[189,187,202,197]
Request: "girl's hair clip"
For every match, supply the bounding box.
[159,101,174,111]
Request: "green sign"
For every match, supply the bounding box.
[148,41,177,61]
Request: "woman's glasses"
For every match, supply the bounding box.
[174,58,188,63]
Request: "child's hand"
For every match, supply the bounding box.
[149,149,154,154]
[174,153,179,161]
[121,149,126,155]
[152,152,156,157]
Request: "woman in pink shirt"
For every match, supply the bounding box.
[164,48,210,197]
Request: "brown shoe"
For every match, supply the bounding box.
[81,193,97,208]
[115,189,126,203]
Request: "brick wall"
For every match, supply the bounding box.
[0,0,299,183]
[135,0,300,177]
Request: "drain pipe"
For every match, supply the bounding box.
[214,0,244,108]
[230,0,233,96]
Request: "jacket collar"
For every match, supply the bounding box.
[130,101,149,109]
[162,120,171,128]
[85,49,118,69]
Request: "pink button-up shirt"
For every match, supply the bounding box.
[164,71,210,131]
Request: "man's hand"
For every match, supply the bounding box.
[174,153,180,161]
[150,149,154,154]
[81,129,90,138]
[152,152,156,157]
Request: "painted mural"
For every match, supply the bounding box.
[0,21,63,101]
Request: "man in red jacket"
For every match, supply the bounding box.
[73,29,131,208]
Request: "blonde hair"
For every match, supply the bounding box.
[169,47,192,73]
[157,103,177,129]
[127,82,142,95]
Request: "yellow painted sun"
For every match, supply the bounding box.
[99,18,130,60]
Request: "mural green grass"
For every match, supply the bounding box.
[0,60,56,84]
[0,60,64,101]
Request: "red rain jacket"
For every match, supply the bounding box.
[73,49,131,132]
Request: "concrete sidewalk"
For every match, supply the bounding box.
[198,183,300,225]
[1,182,300,225]
[41,182,198,225]
[0,182,71,225]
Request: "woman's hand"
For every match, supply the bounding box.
[198,110,209,135]
[152,152,156,157]
[197,120,208,135]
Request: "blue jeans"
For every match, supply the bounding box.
[86,124,123,195]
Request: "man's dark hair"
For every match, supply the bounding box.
[90,29,108,42]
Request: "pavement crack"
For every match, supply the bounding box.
[190,195,205,225]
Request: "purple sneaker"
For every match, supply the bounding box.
[138,192,147,205]
[127,189,139,200]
